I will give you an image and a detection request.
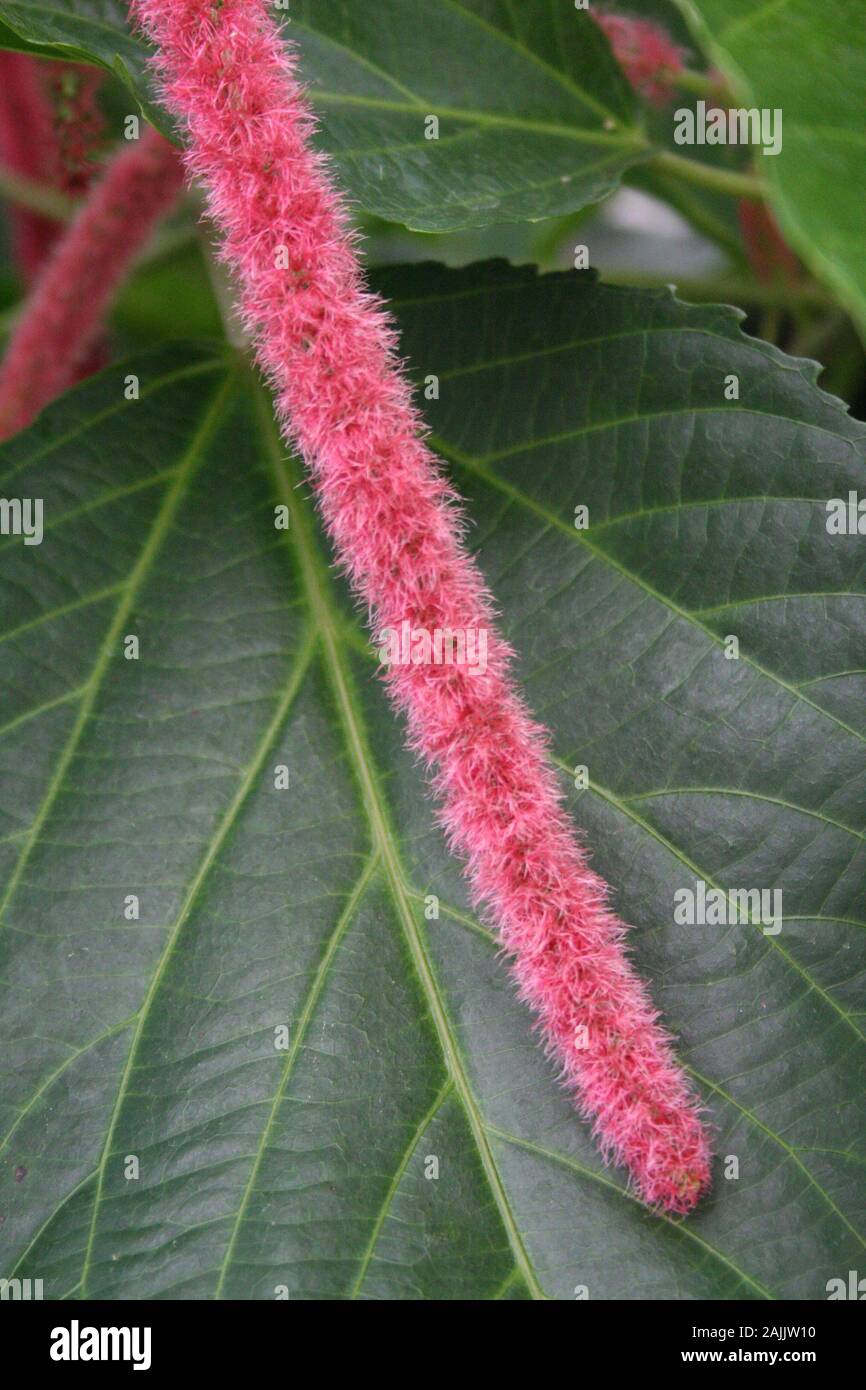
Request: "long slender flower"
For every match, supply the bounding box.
[0,52,63,283]
[0,125,183,439]
[0,55,111,379]
[131,0,711,1212]
[0,55,106,280]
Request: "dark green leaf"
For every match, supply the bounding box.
[0,0,652,230]
[0,265,864,1299]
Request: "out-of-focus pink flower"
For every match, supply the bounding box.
[737,199,802,285]
[595,11,687,107]
[0,52,63,283]
[0,125,183,438]
[0,53,110,379]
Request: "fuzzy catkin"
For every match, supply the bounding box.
[0,53,62,284]
[0,125,183,439]
[130,0,711,1213]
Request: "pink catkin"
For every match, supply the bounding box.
[0,125,183,439]
[131,0,711,1213]
[594,12,686,107]
[0,52,63,283]
[0,55,110,378]
[0,56,106,281]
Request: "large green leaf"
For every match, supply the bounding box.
[675,0,866,336]
[0,0,652,231]
[1,264,864,1300]
[286,0,648,230]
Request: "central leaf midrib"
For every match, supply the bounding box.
[258,391,547,1302]
[313,90,644,148]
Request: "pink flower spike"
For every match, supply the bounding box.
[0,52,63,284]
[45,61,108,197]
[0,125,183,440]
[130,0,711,1214]
[594,11,687,107]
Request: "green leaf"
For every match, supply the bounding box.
[674,0,866,337]
[0,0,652,231]
[285,0,649,230]
[1,264,864,1300]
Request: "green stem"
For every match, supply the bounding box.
[649,149,766,201]
[759,303,782,346]
[0,165,76,221]
[669,68,725,99]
